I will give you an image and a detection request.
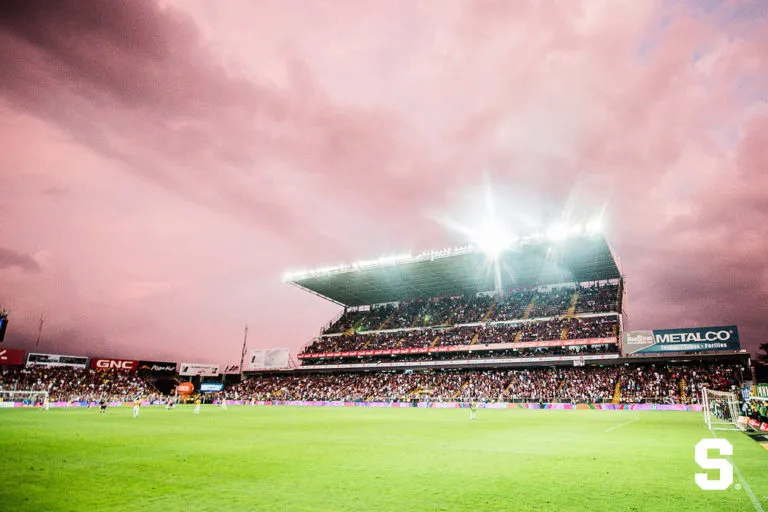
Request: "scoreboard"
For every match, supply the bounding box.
[0,313,7,343]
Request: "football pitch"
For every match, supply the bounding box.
[1,406,766,512]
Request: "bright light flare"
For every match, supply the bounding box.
[546,223,570,242]
[586,218,603,234]
[471,217,514,258]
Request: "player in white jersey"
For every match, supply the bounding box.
[220,397,228,410]
[42,397,50,411]
[469,402,477,420]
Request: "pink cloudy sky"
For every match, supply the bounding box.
[1,0,767,365]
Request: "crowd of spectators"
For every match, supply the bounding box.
[299,343,618,366]
[0,366,154,402]
[323,284,619,334]
[223,364,740,404]
[0,362,742,405]
[619,365,741,404]
[302,317,618,359]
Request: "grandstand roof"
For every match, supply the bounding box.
[286,235,621,307]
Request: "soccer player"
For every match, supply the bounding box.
[470,401,477,420]
[221,396,228,410]
[99,398,108,414]
[166,398,174,410]
[194,397,201,415]
[133,398,141,418]
[42,396,50,411]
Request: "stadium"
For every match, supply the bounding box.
[1,230,767,511]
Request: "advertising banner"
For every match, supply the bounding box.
[178,363,219,376]
[200,382,224,392]
[622,326,740,355]
[89,358,138,371]
[0,348,25,366]
[176,382,195,394]
[26,353,88,368]
[248,348,290,369]
[137,361,178,374]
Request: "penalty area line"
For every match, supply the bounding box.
[711,430,765,512]
[604,415,639,433]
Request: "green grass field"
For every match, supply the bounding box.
[1,406,766,511]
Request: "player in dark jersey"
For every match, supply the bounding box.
[99,398,108,414]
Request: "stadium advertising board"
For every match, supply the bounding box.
[200,382,224,392]
[176,382,194,394]
[26,353,88,368]
[621,326,740,355]
[0,348,25,366]
[137,360,178,374]
[178,363,219,376]
[89,358,138,371]
[298,337,615,359]
[248,348,290,369]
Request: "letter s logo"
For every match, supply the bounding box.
[695,439,733,490]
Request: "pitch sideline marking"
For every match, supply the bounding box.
[604,415,639,433]
[711,430,765,512]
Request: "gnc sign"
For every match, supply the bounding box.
[89,358,138,371]
[176,382,195,394]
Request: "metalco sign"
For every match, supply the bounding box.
[89,358,139,371]
[622,326,740,355]
[137,360,178,374]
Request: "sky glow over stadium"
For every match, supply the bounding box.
[1,1,768,363]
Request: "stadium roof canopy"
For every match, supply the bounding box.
[285,235,621,307]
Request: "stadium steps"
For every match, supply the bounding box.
[679,379,688,404]
[612,381,622,404]
[429,335,440,348]
[566,290,580,318]
[452,380,469,399]
[470,332,480,345]
[376,310,397,331]
[514,329,523,343]
[560,327,569,340]
[481,302,496,323]
[522,300,535,320]
[556,378,566,394]
[360,337,373,350]
[394,337,405,348]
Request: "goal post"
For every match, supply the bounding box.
[702,388,743,431]
[0,390,49,405]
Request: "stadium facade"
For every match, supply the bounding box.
[281,234,749,375]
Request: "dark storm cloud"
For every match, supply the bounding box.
[0,247,40,273]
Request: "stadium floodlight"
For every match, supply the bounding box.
[586,217,603,235]
[546,223,570,242]
[471,217,514,258]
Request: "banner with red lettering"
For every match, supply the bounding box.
[0,348,25,366]
[89,358,139,371]
[299,337,616,359]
